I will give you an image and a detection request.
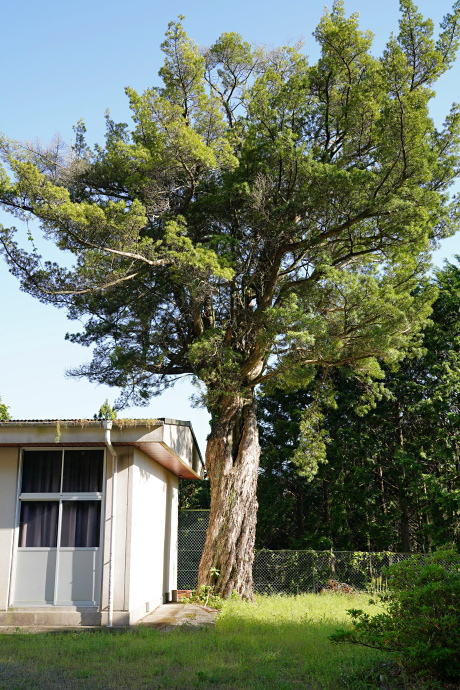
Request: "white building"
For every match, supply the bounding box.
[0,418,203,627]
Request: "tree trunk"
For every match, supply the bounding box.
[378,466,387,515]
[198,390,259,598]
[295,477,305,538]
[399,495,411,553]
[397,406,411,553]
[323,480,330,528]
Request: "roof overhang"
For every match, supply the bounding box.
[0,419,204,480]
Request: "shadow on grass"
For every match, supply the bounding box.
[0,660,98,690]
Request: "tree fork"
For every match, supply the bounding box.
[198,390,259,599]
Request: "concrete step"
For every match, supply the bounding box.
[0,606,101,627]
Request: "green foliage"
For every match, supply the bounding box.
[0,396,11,421]
[257,259,460,552]
[182,567,229,609]
[257,387,313,548]
[331,549,460,682]
[93,399,117,420]
[291,379,337,479]
[181,584,226,609]
[179,478,211,509]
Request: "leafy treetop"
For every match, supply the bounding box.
[0,0,459,429]
[93,399,118,420]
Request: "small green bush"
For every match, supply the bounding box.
[330,549,460,682]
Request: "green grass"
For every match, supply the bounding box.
[0,594,386,689]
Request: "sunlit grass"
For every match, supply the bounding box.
[0,594,384,689]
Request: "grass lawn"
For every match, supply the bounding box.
[0,594,386,689]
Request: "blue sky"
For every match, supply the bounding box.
[1,0,460,453]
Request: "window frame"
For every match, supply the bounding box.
[10,447,107,607]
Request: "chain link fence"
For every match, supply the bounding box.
[178,510,210,590]
[178,510,429,593]
[252,549,412,594]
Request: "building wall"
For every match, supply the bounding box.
[163,422,203,478]
[126,449,178,623]
[100,446,133,625]
[164,474,179,596]
[163,423,193,467]
[0,448,19,610]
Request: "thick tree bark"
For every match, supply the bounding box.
[198,390,259,598]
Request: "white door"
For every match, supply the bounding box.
[13,449,104,606]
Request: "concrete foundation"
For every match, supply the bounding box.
[0,606,101,627]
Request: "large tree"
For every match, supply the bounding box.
[1,1,460,596]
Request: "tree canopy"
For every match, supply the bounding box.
[1,0,460,595]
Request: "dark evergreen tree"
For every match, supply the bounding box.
[258,260,460,552]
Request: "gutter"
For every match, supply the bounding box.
[103,420,117,628]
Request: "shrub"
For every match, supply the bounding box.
[330,549,460,682]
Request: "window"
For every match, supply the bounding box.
[60,501,101,548]
[19,501,58,548]
[19,449,103,548]
[21,450,61,493]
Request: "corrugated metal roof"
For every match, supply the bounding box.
[0,418,162,426]
[1,418,195,425]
